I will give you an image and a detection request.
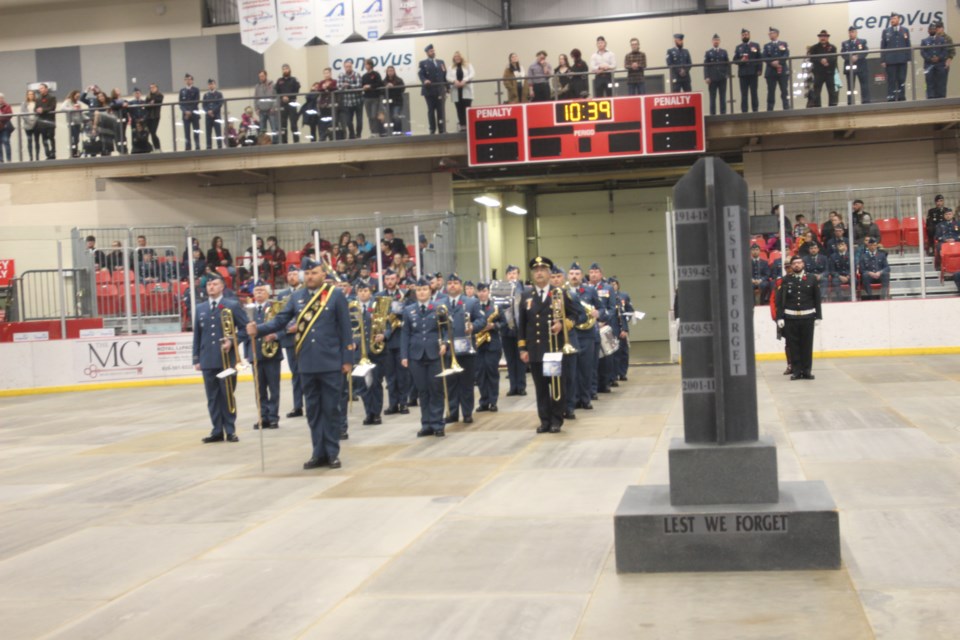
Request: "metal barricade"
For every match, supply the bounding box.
[12,267,92,321]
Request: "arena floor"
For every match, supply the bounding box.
[2,355,959,639]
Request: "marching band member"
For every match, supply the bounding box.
[355,281,385,425]
[501,264,528,397]
[567,262,602,410]
[376,269,412,416]
[610,277,634,381]
[588,262,620,394]
[442,273,485,425]
[246,283,283,430]
[475,282,506,413]
[401,277,448,437]
[277,266,304,419]
[550,266,586,419]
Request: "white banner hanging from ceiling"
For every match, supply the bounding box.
[238,0,279,54]
[317,0,355,45]
[391,0,424,34]
[729,0,842,9]
[277,0,318,48]
[354,0,390,41]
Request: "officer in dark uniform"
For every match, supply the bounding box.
[568,262,603,409]
[401,277,448,437]
[803,242,829,285]
[442,273,485,424]
[734,28,763,113]
[355,281,384,425]
[809,30,839,107]
[277,266,304,418]
[935,210,960,268]
[858,236,890,299]
[246,284,282,430]
[179,73,201,150]
[192,271,248,443]
[921,24,948,99]
[518,256,580,433]
[667,33,693,93]
[376,269,412,416]
[763,27,791,111]
[475,282,506,413]
[703,34,730,115]
[926,194,952,254]
[775,255,821,381]
[248,260,353,469]
[826,238,853,301]
[881,12,911,101]
[201,79,224,150]
[590,262,621,393]
[751,244,772,304]
[841,26,871,104]
[501,264,528,397]
[418,44,447,134]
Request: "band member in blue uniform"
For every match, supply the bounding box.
[377,269,412,416]
[734,28,763,113]
[568,262,602,410]
[549,266,586,420]
[334,276,354,440]
[401,277,448,437]
[248,260,353,469]
[518,256,580,433]
[501,264,528,397]
[277,266,304,418]
[610,277,633,381]
[246,284,283,429]
[589,262,619,394]
[442,273,485,424]
[193,271,248,443]
[355,281,384,425]
[763,27,791,111]
[475,282,506,413]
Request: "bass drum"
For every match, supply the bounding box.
[599,324,620,358]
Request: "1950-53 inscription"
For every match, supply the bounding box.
[663,514,789,534]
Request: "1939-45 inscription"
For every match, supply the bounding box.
[663,514,789,534]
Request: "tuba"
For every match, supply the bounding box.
[261,300,284,359]
[435,304,464,377]
[474,306,499,348]
[369,297,393,355]
[348,300,374,366]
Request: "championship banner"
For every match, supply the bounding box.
[239,0,279,54]
[355,0,390,41]
[277,0,317,48]
[391,0,424,34]
[318,0,354,45]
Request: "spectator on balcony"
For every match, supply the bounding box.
[667,34,693,93]
[826,239,852,301]
[182,237,201,265]
[854,212,881,247]
[503,53,526,104]
[553,54,573,100]
[300,81,320,143]
[207,236,235,276]
[36,83,57,160]
[21,89,40,162]
[859,236,890,299]
[704,34,730,114]
[144,83,164,151]
[850,198,869,225]
[182,246,207,280]
[735,29,762,113]
[591,36,616,97]
[842,26,872,105]
[448,51,475,131]
[105,240,127,272]
[751,244,771,304]
[336,232,352,253]
[803,242,829,284]
[317,68,338,141]
[254,70,279,141]
[567,49,589,99]
[135,234,157,260]
[179,74,200,151]
[379,239,395,269]
[62,90,85,159]
[85,235,107,270]
[763,27,791,111]
[240,106,259,145]
[383,65,406,135]
[127,87,146,126]
[809,30,839,107]
[527,50,553,102]
[623,38,647,96]
[356,232,374,256]
[339,251,360,282]
[881,12,910,102]
[275,63,301,144]
[338,59,364,139]
[926,194,952,254]
[935,21,955,87]
[921,23,948,99]
[202,79,224,150]
[130,119,152,154]
[0,93,12,163]
[419,44,447,135]
[819,211,846,246]
[361,59,385,137]
[108,88,131,154]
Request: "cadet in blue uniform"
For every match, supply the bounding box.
[418,44,447,135]
[192,271,248,443]
[334,276,354,440]
[277,267,304,418]
[501,264,528,397]
[201,79,224,150]
[442,273,485,424]
[355,281,384,425]
[402,277,448,437]
[921,23,948,99]
[245,284,282,429]
[590,262,620,393]
[776,255,822,380]
[703,34,730,115]
[858,236,890,299]
[751,244,772,304]
[519,256,580,433]
[475,283,505,413]
[826,238,853,301]
[248,260,353,469]
[376,269,412,416]
[803,243,829,289]
[734,28,763,113]
[763,27,791,111]
[667,34,693,93]
[568,262,602,410]
[178,73,200,151]
[881,12,911,101]
[841,26,871,104]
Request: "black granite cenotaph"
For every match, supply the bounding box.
[614,157,841,572]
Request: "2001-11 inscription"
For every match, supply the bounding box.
[663,514,789,534]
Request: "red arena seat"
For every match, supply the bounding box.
[876,218,902,253]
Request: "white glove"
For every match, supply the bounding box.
[777,319,785,329]
[814,320,821,327]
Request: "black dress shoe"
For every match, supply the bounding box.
[783,366,793,376]
[444,415,459,424]
[618,375,628,381]
[581,403,594,410]
[803,371,816,380]
[363,415,375,425]
[506,390,519,397]
[416,428,433,437]
[463,416,474,424]
[549,425,562,433]
[489,405,498,412]
[384,405,400,415]
[340,430,349,440]
[598,388,611,394]
[227,434,239,442]
[408,399,418,407]
[611,382,619,388]
[399,405,410,414]
[790,373,803,380]
[303,457,326,469]
[591,394,598,400]
[476,404,490,412]
[201,436,223,444]
[434,428,445,437]
[564,412,576,420]
[372,415,382,425]
[287,409,303,418]
[266,423,279,429]
[536,425,550,433]
[574,401,583,409]
[329,458,342,469]
[518,390,527,396]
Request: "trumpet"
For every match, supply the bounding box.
[349,300,374,367]
[474,306,499,348]
[369,297,393,355]
[261,300,285,358]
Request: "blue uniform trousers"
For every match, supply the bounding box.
[444,352,476,418]
[384,347,411,409]
[408,357,444,432]
[256,357,282,424]
[283,346,303,412]
[502,335,527,393]
[564,352,579,413]
[574,332,596,405]
[361,355,386,417]
[476,347,501,407]
[616,337,630,377]
[885,64,907,101]
[590,339,601,395]
[202,368,237,437]
[301,371,344,462]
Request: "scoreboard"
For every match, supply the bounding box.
[467,93,705,167]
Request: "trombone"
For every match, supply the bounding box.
[549,288,577,401]
[435,304,463,420]
[219,307,249,417]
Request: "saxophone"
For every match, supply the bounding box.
[474,306,500,348]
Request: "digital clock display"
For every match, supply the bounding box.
[554,99,614,124]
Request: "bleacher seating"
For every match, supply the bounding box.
[939,242,960,282]
[876,218,902,253]
[902,218,923,251]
